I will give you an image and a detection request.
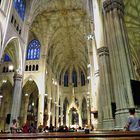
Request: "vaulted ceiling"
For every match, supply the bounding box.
[29,0,89,76]
[124,0,140,69]
[28,0,140,78]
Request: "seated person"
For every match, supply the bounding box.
[10,119,18,133]
[23,122,29,133]
[124,108,140,131]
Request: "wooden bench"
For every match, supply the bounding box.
[0,131,140,139]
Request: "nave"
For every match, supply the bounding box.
[0,0,140,132]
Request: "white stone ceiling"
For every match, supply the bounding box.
[29,0,140,76]
[30,0,89,75]
[124,0,140,67]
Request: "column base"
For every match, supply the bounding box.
[96,121,102,130]
[115,108,129,130]
[103,118,115,130]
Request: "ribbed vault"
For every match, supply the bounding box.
[28,0,140,77]
[124,0,140,67]
[30,0,90,76]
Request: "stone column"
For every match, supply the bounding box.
[46,70,52,127]
[37,93,44,127]
[60,107,63,126]
[103,0,135,129]
[91,0,103,129]
[66,106,69,127]
[60,98,63,126]
[55,84,60,127]
[97,47,114,130]
[55,105,59,127]
[47,98,51,127]
[10,73,22,125]
[51,102,55,126]
[21,96,29,125]
[37,70,45,127]
[87,39,99,112]
[87,106,90,125]
[78,108,82,127]
[51,82,56,126]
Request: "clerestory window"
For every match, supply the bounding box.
[64,71,68,87]
[13,0,26,20]
[72,70,77,87]
[26,39,40,60]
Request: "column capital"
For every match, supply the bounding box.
[13,73,23,81]
[97,47,109,57]
[103,0,124,14]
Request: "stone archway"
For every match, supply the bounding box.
[0,80,12,131]
[3,37,22,73]
[69,107,79,127]
[21,80,39,127]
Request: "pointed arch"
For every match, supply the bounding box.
[26,39,41,60]
[3,37,23,72]
[22,79,39,124]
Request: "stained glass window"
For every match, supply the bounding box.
[64,71,68,87]
[4,54,11,62]
[81,71,85,86]
[26,39,40,60]
[13,0,26,20]
[72,70,77,87]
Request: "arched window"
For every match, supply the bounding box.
[26,39,41,60]
[13,0,26,20]
[81,71,85,86]
[72,70,77,87]
[4,54,11,62]
[64,71,68,87]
